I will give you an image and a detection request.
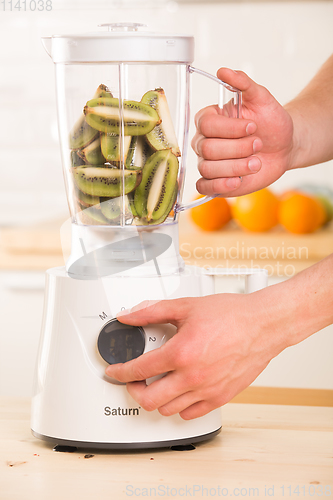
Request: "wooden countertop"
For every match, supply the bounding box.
[1,398,332,500]
[0,217,332,275]
[179,219,333,275]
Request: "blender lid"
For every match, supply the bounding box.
[42,23,194,64]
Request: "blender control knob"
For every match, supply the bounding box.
[97,319,145,365]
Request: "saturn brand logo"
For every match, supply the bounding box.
[104,406,141,416]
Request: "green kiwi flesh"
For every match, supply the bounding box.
[84,97,161,136]
[134,150,179,222]
[126,136,154,170]
[69,84,113,150]
[141,88,181,157]
[71,150,86,167]
[101,134,131,162]
[77,137,105,165]
[100,197,121,220]
[69,116,98,150]
[75,186,100,208]
[73,166,142,198]
[77,203,109,225]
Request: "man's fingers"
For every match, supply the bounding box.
[198,156,262,179]
[105,344,174,382]
[217,68,267,104]
[196,113,257,140]
[116,298,191,327]
[194,105,219,129]
[193,135,262,161]
[125,371,190,412]
[179,400,216,420]
[196,176,242,196]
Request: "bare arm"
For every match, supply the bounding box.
[286,53,333,170]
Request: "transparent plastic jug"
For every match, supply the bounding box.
[43,23,241,232]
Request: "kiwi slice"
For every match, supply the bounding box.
[71,150,86,167]
[84,97,161,136]
[134,185,177,226]
[95,84,113,99]
[77,137,105,165]
[76,203,109,225]
[134,150,179,222]
[141,88,181,157]
[100,134,131,163]
[127,192,139,218]
[69,116,98,150]
[125,136,154,170]
[100,197,121,220]
[74,186,100,208]
[69,85,113,150]
[73,166,142,198]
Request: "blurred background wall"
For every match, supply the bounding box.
[0,0,333,227]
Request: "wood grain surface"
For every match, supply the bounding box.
[1,398,332,500]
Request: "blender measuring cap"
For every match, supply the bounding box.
[42,23,194,63]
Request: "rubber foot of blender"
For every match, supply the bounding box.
[53,444,78,453]
[170,444,196,451]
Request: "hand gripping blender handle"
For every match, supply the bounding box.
[174,66,242,214]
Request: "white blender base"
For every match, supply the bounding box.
[31,265,222,449]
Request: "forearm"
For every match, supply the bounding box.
[259,255,333,354]
[285,54,333,170]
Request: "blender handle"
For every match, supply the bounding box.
[174,65,242,215]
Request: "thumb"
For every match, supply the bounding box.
[217,67,266,104]
[116,298,192,327]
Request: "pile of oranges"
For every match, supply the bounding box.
[190,188,332,234]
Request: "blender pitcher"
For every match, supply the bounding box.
[42,23,242,278]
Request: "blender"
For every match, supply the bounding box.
[31,23,267,449]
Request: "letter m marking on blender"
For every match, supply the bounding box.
[99,312,108,320]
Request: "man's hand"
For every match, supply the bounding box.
[191,68,294,197]
[105,292,286,420]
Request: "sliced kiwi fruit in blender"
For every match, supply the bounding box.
[134,185,177,226]
[127,192,139,218]
[71,150,86,167]
[73,166,142,198]
[100,134,131,163]
[141,88,181,157]
[69,117,99,151]
[69,84,113,150]
[74,186,100,208]
[99,197,121,220]
[84,97,161,136]
[134,150,179,222]
[125,136,154,170]
[100,194,139,222]
[77,136,105,165]
[95,84,113,99]
[76,202,109,225]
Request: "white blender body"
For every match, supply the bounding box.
[31,24,265,449]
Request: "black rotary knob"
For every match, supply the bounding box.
[97,319,145,365]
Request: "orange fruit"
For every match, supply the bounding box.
[278,192,326,234]
[232,188,279,232]
[190,196,232,231]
